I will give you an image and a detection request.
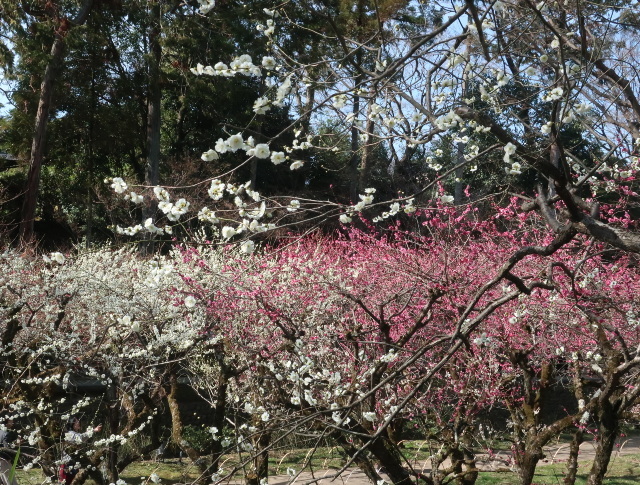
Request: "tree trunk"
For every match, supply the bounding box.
[167,373,202,466]
[454,142,464,205]
[563,428,583,485]
[331,432,382,484]
[358,116,375,190]
[208,372,229,476]
[517,450,541,485]
[586,402,619,485]
[19,0,95,245]
[145,0,162,189]
[367,437,413,485]
[140,0,162,254]
[349,70,363,203]
[251,428,271,485]
[105,381,120,483]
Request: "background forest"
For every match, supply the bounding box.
[0,0,605,247]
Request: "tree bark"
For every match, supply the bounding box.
[145,0,162,189]
[563,428,583,485]
[586,401,619,485]
[19,0,95,245]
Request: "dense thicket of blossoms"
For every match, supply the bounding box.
[3,201,640,485]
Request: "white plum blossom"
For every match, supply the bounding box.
[270,151,286,165]
[111,177,128,194]
[184,296,197,308]
[253,97,270,115]
[201,149,219,161]
[359,193,374,205]
[48,252,66,265]
[333,94,347,109]
[253,144,271,159]
[227,133,244,152]
[198,207,219,224]
[275,75,293,105]
[290,160,304,170]
[144,218,163,234]
[403,199,416,214]
[197,0,215,15]
[221,226,237,239]
[153,186,170,202]
[261,56,276,70]
[508,162,523,175]
[263,19,275,36]
[208,180,225,200]
[574,102,591,115]
[543,87,564,102]
[339,214,352,224]
[440,194,455,204]
[288,200,301,212]
[240,240,255,254]
[503,142,517,164]
[127,192,144,204]
[362,412,376,422]
[215,138,229,153]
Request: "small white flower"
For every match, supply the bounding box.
[288,200,301,212]
[362,412,376,422]
[153,186,170,202]
[227,133,244,152]
[201,149,219,161]
[290,160,304,170]
[339,214,352,224]
[221,226,236,239]
[240,240,255,254]
[253,143,270,159]
[508,162,522,175]
[184,296,197,308]
[504,142,516,156]
[110,177,128,194]
[129,192,144,204]
[49,252,65,265]
[440,194,454,204]
[149,473,161,484]
[261,56,276,70]
[253,97,270,115]
[333,94,347,109]
[270,151,286,165]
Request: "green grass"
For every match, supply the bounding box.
[12,448,640,485]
